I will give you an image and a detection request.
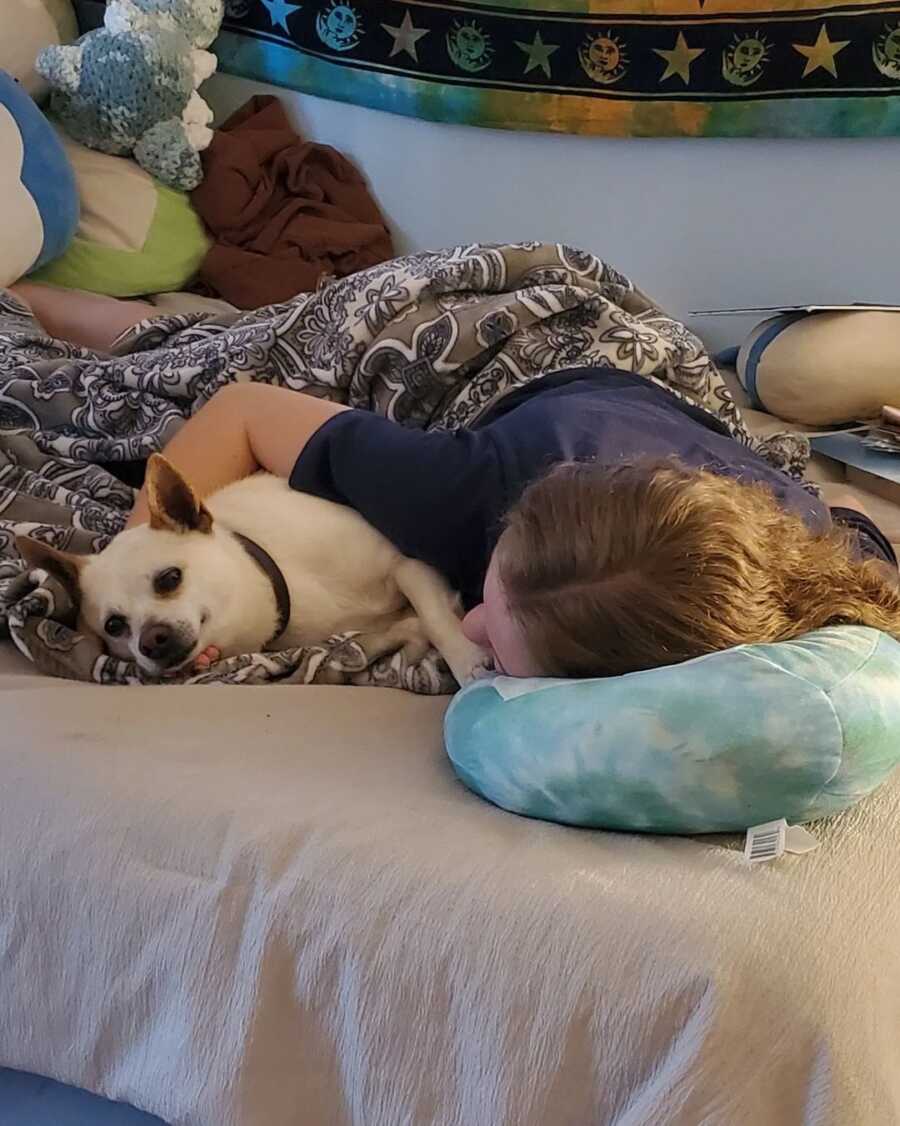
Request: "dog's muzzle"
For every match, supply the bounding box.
[138,621,195,670]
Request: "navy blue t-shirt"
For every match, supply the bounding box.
[290,368,894,607]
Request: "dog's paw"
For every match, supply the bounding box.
[192,644,221,672]
[444,639,494,688]
[469,658,497,681]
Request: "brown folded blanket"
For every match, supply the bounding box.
[192,96,394,308]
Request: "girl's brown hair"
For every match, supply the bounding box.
[497,459,900,678]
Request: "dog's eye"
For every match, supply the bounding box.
[154,567,183,595]
[105,614,128,638]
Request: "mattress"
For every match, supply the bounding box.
[0,639,898,1126]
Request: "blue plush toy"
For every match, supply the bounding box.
[0,70,78,289]
[36,0,224,192]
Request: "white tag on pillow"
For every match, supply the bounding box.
[784,824,821,855]
[744,819,786,863]
[491,676,571,701]
[744,819,820,863]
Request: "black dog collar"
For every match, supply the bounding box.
[232,532,292,645]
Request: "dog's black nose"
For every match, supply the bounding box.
[139,622,176,662]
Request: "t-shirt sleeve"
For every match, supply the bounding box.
[288,410,506,601]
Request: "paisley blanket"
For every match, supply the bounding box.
[0,243,808,690]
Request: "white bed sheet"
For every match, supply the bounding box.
[0,642,898,1126]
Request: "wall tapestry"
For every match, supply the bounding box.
[214,1,900,137]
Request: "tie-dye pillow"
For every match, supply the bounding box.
[444,626,900,835]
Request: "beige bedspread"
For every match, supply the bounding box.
[0,642,898,1126]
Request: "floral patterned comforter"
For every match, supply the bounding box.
[0,243,809,689]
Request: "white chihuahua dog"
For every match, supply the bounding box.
[17,454,488,684]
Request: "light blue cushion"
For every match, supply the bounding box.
[444,626,900,835]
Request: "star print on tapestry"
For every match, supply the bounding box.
[214,0,900,136]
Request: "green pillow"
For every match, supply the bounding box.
[445,626,900,835]
[29,131,209,296]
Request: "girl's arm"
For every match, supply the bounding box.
[126,383,349,528]
[10,283,159,352]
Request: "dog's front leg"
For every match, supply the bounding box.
[394,559,490,687]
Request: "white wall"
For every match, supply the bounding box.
[207,74,900,351]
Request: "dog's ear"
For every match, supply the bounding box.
[16,536,85,597]
[146,454,213,534]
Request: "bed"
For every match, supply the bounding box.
[1,635,899,1126]
[2,249,899,1122]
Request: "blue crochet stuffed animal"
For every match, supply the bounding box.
[36,0,224,191]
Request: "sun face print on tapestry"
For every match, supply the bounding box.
[208,0,900,137]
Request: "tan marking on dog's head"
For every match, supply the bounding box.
[16,536,86,603]
[146,454,213,535]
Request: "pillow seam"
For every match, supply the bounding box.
[739,648,848,799]
[810,631,882,803]
[822,631,881,697]
[739,630,878,704]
